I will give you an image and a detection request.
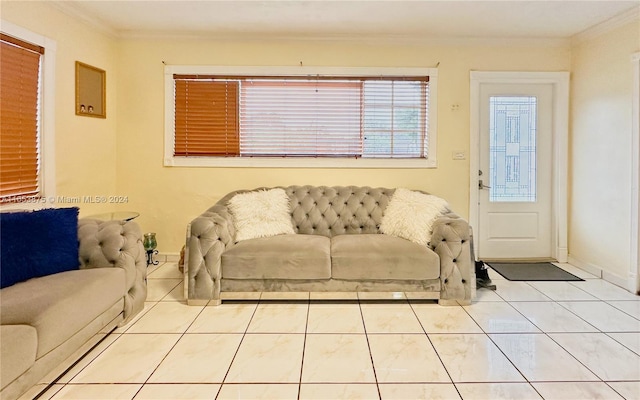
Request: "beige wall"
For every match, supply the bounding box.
[116,38,570,251]
[1,0,119,215]
[569,19,640,280]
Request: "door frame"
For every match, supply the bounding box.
[631,52,640,294]
[469,71,570,262]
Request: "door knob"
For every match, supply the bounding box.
[479,179,491,189]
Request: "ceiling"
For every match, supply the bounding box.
[53,0,640,41]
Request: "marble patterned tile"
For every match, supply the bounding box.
[17,384,63,400]
[569,280,640,301]
[187,303,257,333]
[51,334,122,384]
[527,281,598,301]
[470,288,506,302]
[70,334,180,383]
[301,334,376,383]
[148,334,243,383]
[161,283,185,302]
[126,302,204,333]
[147,262,183,279]
[532,382,625,399]
[368,334,450,383]
[146,279,182,301]
[225,334,304,383]
[299,384,380,400]
[608,332,640,354]
[49,384,142,399]
[113,302,158,334]
[247,302,308,333]
[216,384,299,399]
[492,280,552,302]
[558,301,640,332]
[455,383,542,400]
[490,333,599,382]
[463,302,541,333]
[378,383,461,400]
[608,381,640,400]
[360,303,424,333]
[307,303,365,333]
[411,303,483,333]
[550,333,640,381]
[429,334,525,383]
[134,384,220,399]
[510,301,598,332]
[608,301,640,319]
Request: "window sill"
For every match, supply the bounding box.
[164,156,437,169]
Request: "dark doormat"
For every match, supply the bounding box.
[487,262,584,281]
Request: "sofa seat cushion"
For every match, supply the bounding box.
[0,325,37,386]
[222,234,331,280]
[0,268,126,358]
[331,234,440,280]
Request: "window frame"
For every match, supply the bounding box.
[0,20,56,210]
[164,66,438,168]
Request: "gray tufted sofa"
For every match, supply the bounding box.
[185,186,473,306]
[0,219,147,400]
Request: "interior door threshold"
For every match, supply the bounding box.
[481,258,557,263]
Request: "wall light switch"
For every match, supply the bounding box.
[452,150,466,160]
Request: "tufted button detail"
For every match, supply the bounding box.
[444,278,448,284]
[452,259,457,263]
[461,240,465,244]
[461,279,466,284]
[442,238,446,242]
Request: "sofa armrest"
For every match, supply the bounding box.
[78,219,147,324]
[185,205,235,303]
[430,212,473,303]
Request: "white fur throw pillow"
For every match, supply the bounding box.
[228,188,295,242]
[380,188,449,246]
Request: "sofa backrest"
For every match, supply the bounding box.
[285,185,395,237]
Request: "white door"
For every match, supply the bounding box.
[478,83,553,260]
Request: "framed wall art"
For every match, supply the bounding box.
[75,61,105,118]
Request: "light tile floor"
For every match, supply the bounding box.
[23,262,640,400]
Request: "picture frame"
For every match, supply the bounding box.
[75,61,106,118]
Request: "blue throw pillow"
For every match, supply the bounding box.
[1,207,79,289]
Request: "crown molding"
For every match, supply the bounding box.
[49,1,119,38]
[120,30,570,48]
[571,5,639,45]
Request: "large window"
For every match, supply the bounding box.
[0,22,55,206]
[165,67,437,168]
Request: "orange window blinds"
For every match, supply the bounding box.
[174,78,239,156]
[172,75,428,159]
[0,34,43,203]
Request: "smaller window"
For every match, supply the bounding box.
[0,33,43,204]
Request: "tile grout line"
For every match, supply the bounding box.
[214,295,262,399]
[129,297,210,399]
[407,299,463,399]
[297,297,311,400]
[357,298,383,400]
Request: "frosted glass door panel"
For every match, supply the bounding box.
[489,96,537,202]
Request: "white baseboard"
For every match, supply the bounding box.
[567,255,635,292]
[556,247,568,263]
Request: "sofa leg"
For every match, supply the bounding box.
[209,299,222,306]
[438,299,461,306]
